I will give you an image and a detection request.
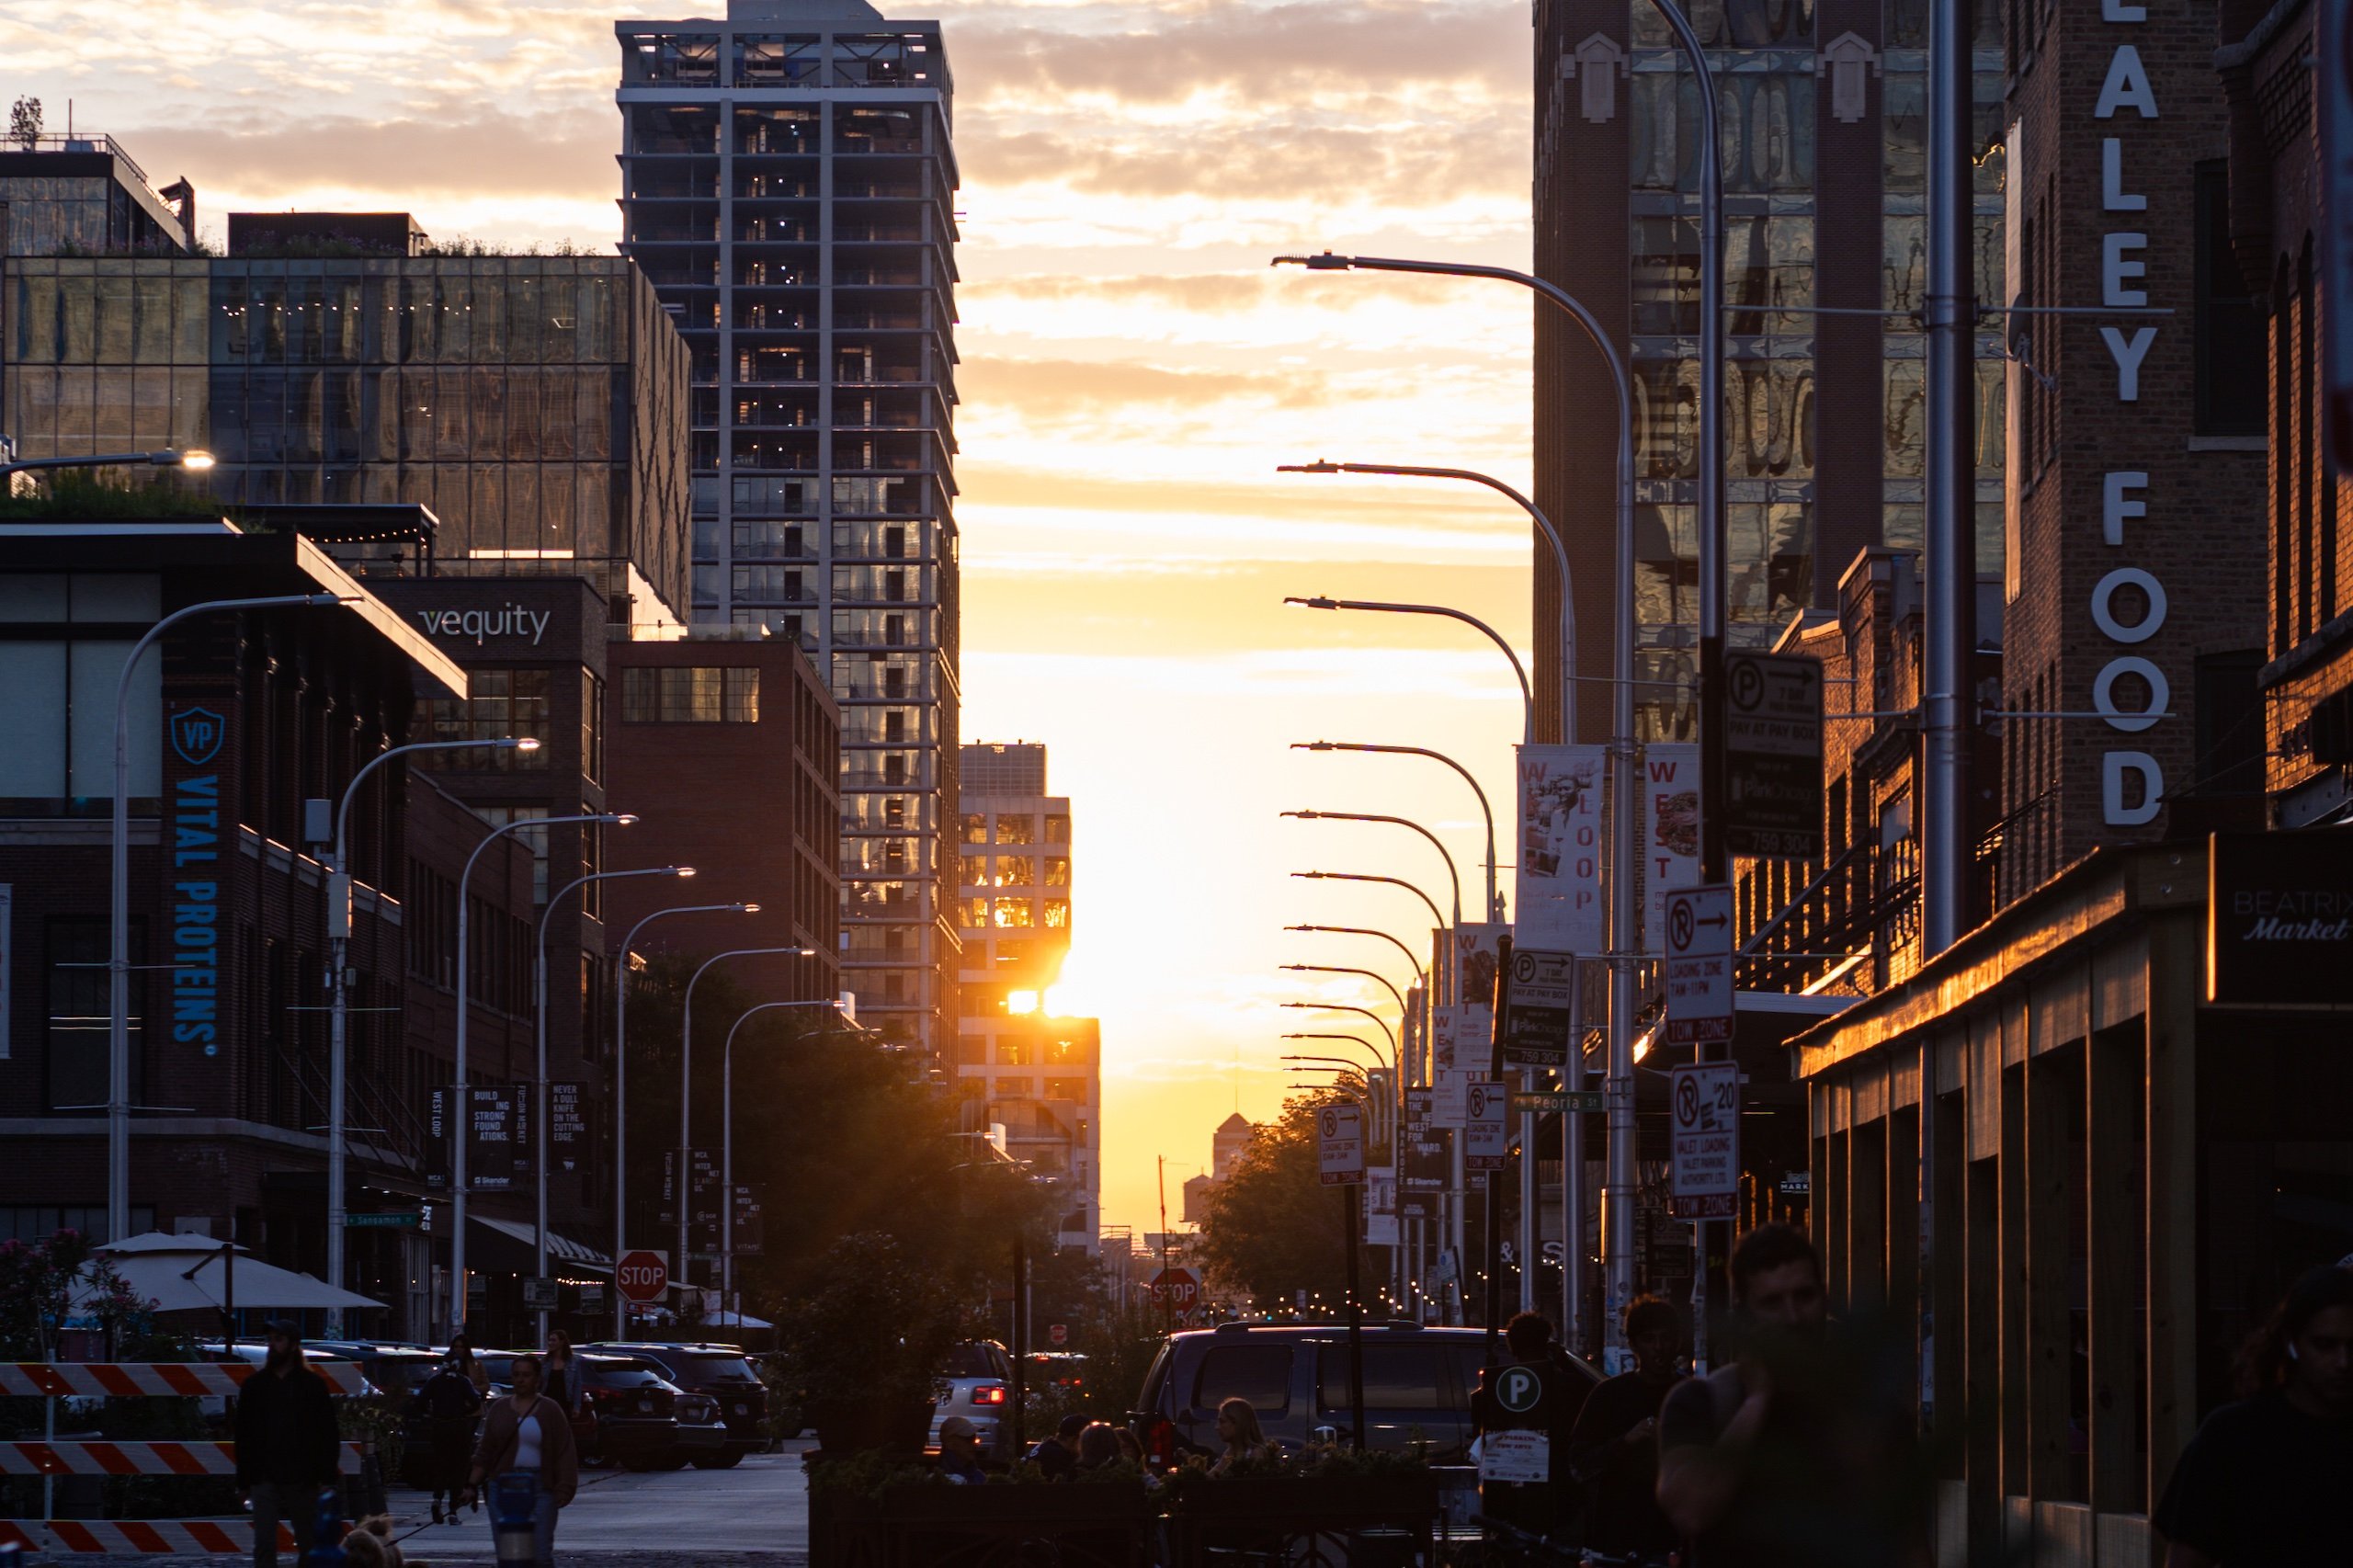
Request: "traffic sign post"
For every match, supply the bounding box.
[1147,1267,1200,1312]
[1317,1102,1366,1186]
[1464,1079,1509,1172]
[1511,1090,1605,1114]
[1724,651,1824,860]
[1665,885,1735,1046]
[1667,1062,1740,1220]
[1048,1323,1067,1347]
[615,1249,670,1305]
[1499,948,1575,1068]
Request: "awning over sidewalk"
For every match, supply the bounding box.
[465,1215,612,1276]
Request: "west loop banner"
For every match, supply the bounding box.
[1641,744,1702,951]
[1515,745,1605,953]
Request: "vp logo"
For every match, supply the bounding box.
[170,707,225,766]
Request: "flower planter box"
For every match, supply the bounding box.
[811,1478,1154,1568]
[1167,1472,1439,1568]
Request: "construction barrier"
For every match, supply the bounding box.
[0,1519,298,1554]
[0,1361,370,1397]
[0,1361,371,1552]
[0,1441,365,1476]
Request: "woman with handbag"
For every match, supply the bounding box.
[459,1355,578,1568]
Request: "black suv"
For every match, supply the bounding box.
[584,1342,768,1468]
[1128,1322,1598,1466]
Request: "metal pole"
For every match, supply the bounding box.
[610,903,755,1339]
[677,947,807,1311]
[1918,0,1976,1431]
[1564,980,1586,1354]
[452,811,622,1334]
[1344,1182,1367,1449]
[721,1001,834,1330]
[108,592,339,1247]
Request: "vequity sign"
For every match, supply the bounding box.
[167,705,227,1057]
[411,604,551,646]
[2207,832,2353,1008]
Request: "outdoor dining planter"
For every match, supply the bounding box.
[810,1476,1154,1568]
[1165,1470,1440,1568]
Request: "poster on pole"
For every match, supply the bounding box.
[1317,1101,1366,1186]
[426,1085,526,1189]
[550,1082,585,1172]
[1641,744,1702,951]
[1365,1170,1399,1247]
[1514,745,1605,952]
[1464,1077,1509,1171]
[1500,947,1575,1068]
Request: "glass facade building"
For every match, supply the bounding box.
[615,0,961,1051]
[3,254,691,623]
[0,140,191,257]
[1534,0,2006,744]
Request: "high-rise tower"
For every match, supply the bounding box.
[615,0,961,1051]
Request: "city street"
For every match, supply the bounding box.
[383,1444,813,1562]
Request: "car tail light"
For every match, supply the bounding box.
[971,1382,1006,1406]
[1141,1415,1175,1469]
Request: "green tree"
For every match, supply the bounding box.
[1193,1096,1349,1312]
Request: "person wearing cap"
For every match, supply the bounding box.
[1027,1413,1087,1481]
[938,1416,989,1483]
[233,1322,341,1568]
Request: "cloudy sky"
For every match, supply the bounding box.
[0,0,1539,1238]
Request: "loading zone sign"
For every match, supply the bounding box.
[1317,1101,1365,1186]
[1464,1078,1509,1171]
[1664,885,1734,1046]
[1667,1062,1740,1220]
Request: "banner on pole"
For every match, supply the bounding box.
[1641,744,1702,951]
[1514,745,1605,953]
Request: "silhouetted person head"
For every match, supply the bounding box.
[1728,1222,1827,1334]
[2235,1267,2353,1414]
[1505,1310,1554,1360]
[1624,1295,1682,1380]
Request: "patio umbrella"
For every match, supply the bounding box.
[81,1232,381,1314]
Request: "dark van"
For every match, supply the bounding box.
[1128,1322,1597,1466]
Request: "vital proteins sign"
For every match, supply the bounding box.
[2092,0,2168,827]
[167,706,226,1056]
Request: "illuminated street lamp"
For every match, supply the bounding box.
[1,443,216,480]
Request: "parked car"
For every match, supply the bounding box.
[929,1341,1016,1459]
[582,1342,769,1467]
[1025,1352,1089,1392]
[305,1342,444,1402]
[1126,1322,1598,1466]
[195,1342,358,1427]
[470,1351,605,1460]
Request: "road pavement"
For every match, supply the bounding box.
[383,1441,813,1562]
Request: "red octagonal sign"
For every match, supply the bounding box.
[616,1249,670,1303]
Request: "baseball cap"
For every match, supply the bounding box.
[939,1416,978,1440]
[1057,1414,1086,1439]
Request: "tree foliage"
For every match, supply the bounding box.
[1192,1096,1349,1311]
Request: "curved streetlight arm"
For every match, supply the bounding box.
[722,998,843,1318]
[1285,810,1461,932]
[1299,743,1501,922]
[1280,1034,1391,1075]
[1285,597,1531,733]
[1291,872,1446,944]
[1281,1001,1397,1060]
[1285,925,1427,987]
[1279,962,1407,1017]
[678,945,815,1300]
[1284,462,1571,742]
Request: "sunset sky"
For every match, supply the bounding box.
[0,0,1540,1237]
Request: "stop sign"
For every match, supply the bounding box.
[1049,1323,1068,1346]
[616,1249,670,1304]
[1149,1267,1199,1309]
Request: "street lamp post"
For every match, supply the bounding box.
[450,811,637,1335]
[532,864,694,1342]
[1279,1001,1397,1062]
[323,734,539,1335]
[1281,811,1462,951]
[2,446,216,481]
[677,948,813,1309]
[1295,744,1502,922]
[1279,963,1408,1017]
[721,999,843,1322]
[1284,598,1530,740]
[610,902,757,1338]
[1283,925,1427,994]
[108,591,347,1247]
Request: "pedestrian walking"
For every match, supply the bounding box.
[2154,1266,2353,1566]
[542,1330,580,1417]
[405,1352,483,1524]
[1208,1397,1276,1475]
[937,1415,989,1483]
[1654,1222,1924,1568]
[448,1333,491,1399]
[1567,1296,1682,1562]
[460,1354,578,1568]
[1028,1413,1086,1480]
[233,1322,342,1568]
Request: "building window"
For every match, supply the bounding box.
[1043,899,1071,929]
[1044,814,1071,843]
[581,671,605,785]
[1043,1078,1086,1103]
[991,857,1035,889]
[2194,163,2264,438]
[993,902,1035,929]
[423,669,551,767]
[963,897,990,926]
[961,813,986,845]
[994,814,1034,846]
[48,917,142,1113]
[620,665,760,722]
[470,805,551,903]
[1044,856,1071,888]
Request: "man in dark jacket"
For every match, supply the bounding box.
[234,1322,342,1568]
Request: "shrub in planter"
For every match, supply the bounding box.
[774,1233,960,1455]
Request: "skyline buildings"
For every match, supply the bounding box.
[614,0,963,1057]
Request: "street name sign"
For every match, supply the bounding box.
[1724,651,1824,860]
[1317,1102,1366,1186]
[1510,1090,1605,1114]
[343,1211,421,1230]
[1664,885,1735,1046]
[615,1249,670,1304]
[1667,1062,1740,1220]
[1500,948,1574,1068]
[1464,1078,1509,1171]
